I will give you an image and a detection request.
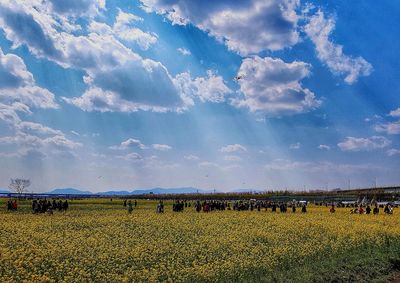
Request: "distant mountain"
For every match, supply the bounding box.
[130,187,203,195]
[48,188,92,195]
[231,188,262,193]
[46,187,209,195]
[97,190,131,196]
[0,189,10,194]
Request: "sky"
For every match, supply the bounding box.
[0,0,399,192]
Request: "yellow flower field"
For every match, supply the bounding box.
[0,200,399,282]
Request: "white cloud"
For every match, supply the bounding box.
[0,102,28,124]
[17,121,63,136]
[0,2,191,113]
[338,136,391,152]
[373,108,400,135]
[318,144,331,150]
[152,144,172,151]
[63,58,190,113]
[120,152,143,162]
[174,70,232,103]
[389,108,400,118]
[220,144,247,153]
[141,0,300,55]
[304,10,372,84]
[177,47,191,56]
[232,56,320,115]
[184,154,199,161]
[110,138,147,150]
[113,9,158,50]
[0,131,81,151]
[374,122,400,135]
[0,48,58,110]
[48,0,105,18]
[289,142,301,150]
[387,149,400,157]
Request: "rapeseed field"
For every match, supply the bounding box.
[0,199,399,282]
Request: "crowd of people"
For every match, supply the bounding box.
[326,203,394,215]
[4,197,396,216]
[172,200,190,212]
[32,199,69,214]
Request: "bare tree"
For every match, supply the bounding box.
[9,178,31,195]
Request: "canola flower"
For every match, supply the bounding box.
[0,200,399,282]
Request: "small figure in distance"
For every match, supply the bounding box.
[301,204,307,213]
[384,204,393,214]
[373,204,379,215]
[292,204,296,213]
[127,200,133,214]
[156,200,164,213]
[330,204,336,213]
[366,205,372,214]
[359,206,364,214]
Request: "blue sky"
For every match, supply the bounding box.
[0,0,399,192]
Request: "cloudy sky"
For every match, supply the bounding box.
[0,0,399,192]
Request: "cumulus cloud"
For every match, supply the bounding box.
[0,2,191,113]
[373,108,400,135]
[175,70,232,103]
[0,48,58,110]
[318,144,331,150]
[113,9,158,50]
[110,138,147,150]
[304,10,372,84]
[338,136,391,152]
[48,0,105,18]
[220,144,247,153]
[64,57,189,112]
[177,47,191,56]
[389,108,400,118]
[0,130,81,151]
[184,154,199,161]
[141,0,300,55]
[118,152,143,162]
[0,102,29,124]
[387,149,400,157]
[152,144,172,151]
[374,122,400,135]
[232,56,320,115]
[17,121,63,137]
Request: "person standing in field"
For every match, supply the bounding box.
[330,205,335,213]
[301,204,307,213]
[63,200,69,212]
[7,200,12,211]
[292,205,296,213]
[127,200,133,214]
[373,204,379,214]
[366,205,372,214]
[134,200,137,208]
[12,200,17,211]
